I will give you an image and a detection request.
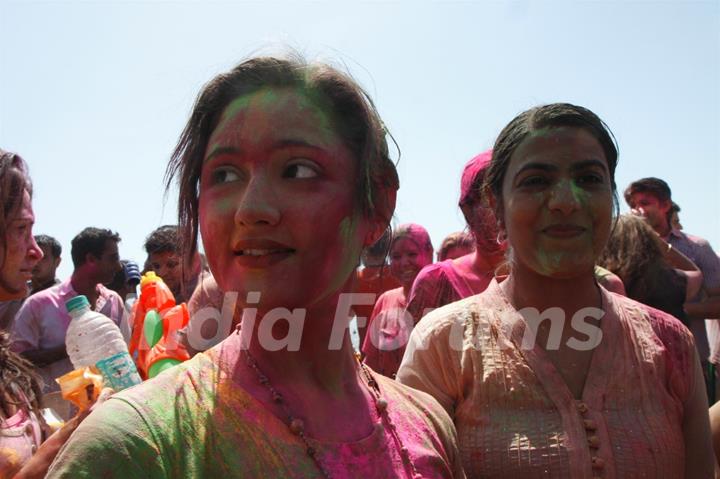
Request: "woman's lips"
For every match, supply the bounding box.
[541,224,587,238]
[232,239,295,269]
[233,250,294,268]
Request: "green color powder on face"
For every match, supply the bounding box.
[207,87,340,159]
[323,215,364,297]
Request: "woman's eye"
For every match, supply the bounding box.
[210,168,240,185]
[518,175,549,188]
[283,162,318,179]
[577,174,605,185]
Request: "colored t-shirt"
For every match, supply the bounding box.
[362,287,412,378]
[10,277,126,393]
[406,259,491,324]
[46,332,465,478]
[398,280,702,478]
[0,387,44,478]
[351,266,401,325]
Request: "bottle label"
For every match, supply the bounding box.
[95,352,142,391]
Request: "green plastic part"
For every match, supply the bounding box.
[148,358,180,378]
[144,310,163,349]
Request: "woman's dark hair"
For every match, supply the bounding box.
[144,225,180,256]
[0,331,43,420]
[484,103,619,219]
[165,55,399,261]
[598,214,687,321]
[0,149,33,269]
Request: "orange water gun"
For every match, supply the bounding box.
[128,272,190,379]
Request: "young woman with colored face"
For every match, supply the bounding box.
[397,104,714,477]
[47,57,464,479]
[362,224,433,378]
[404,150,506,325]
[0,151,111,479]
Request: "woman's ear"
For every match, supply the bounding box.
[364,222,388,248]
[364,186,397,247]
[488,193,502,226]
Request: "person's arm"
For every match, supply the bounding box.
[20,346,68,368]
[44,397,166,478]
[361,294,386,365]
[709,401,720,474]
[13,388,113,479]
[686,297,720,320]
[683,349,716,478]
[396,311,464,417]
[665,243,702,273]
[675,269,705,302]
[594,266,626,296]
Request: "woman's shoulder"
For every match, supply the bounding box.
[375,374,457,438]
[413,260,458,288]
[610,292,695,351]
[375,286,404,306]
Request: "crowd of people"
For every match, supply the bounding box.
[1,54,720,478]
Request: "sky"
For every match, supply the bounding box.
[1,0,718,281]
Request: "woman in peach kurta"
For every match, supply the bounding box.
[399,281,703,477]
[398,103,714,478]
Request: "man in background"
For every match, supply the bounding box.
[625,177,720,395]
[144,225,203,303]
[30,234,62,295]
[11,227,126,393]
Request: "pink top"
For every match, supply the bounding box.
[362,287,412,378]
[11,277,126,393]
[406,259,491,324]
[47,330,465,478]
[398,280,699,478]
[0,388,43,477]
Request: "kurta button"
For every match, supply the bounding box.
[31,444,37,453]
[588,436,601,448]
[577,402,589,414]
[24,424,33,435]
[591,456,605,469]
[583,419,597,430]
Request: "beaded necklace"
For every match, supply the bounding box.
[242,348,420,478]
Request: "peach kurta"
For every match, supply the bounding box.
[397,280,701,478]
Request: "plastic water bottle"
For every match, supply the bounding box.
[65,295,142,391]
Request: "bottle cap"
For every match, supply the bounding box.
[140,271,163,287]
[65,295,90,313]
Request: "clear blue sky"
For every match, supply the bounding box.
[1,0,718,280]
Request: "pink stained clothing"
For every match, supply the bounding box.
[46,330,465,478]
[10,277,126,393]
[397,279,702,478]
[0,389,44,478]
[362,287,413,378]
[406,258,492,324]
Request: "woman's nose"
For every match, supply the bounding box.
[27,235,43,264]
[548,179,581,215]
[233,176,281,227]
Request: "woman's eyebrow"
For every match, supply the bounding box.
[570,159,607,171]
[514,162,556,176]
[205,146,242,163]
